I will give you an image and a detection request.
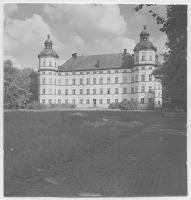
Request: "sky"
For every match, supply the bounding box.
[4,3,167,70]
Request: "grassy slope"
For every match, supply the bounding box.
[4,110,162,183]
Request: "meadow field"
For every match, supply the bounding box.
[4,110,163,186]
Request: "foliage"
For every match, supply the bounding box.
[109,100,143,110]
[60,103,76,109]
[108,102,120,109]
[28,69,38,102]
[4,60,31,109]
[135,5,187,111]
[26,101,46,110]
[146,103,155,110]
[162,101,175,109]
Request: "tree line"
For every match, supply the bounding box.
[4,59,38,109]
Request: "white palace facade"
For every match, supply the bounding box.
[38,26,162,108]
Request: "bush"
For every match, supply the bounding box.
[60,103,76,109]
[109,100,143,110]
[162,101,175,109]
[26,101,46,110]
[108,102,120,109]
[147,103,154,110]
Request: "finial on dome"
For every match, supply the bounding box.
[143,25,147,30]
[47,34,50,39]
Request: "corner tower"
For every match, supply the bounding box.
[133,25,162,107]
[38,35,59,104]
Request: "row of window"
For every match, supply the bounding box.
[135,52,154,62]
[42,98,161,105]
[42,87,161,97]
[42,60,57,67]
[42,74,156,85]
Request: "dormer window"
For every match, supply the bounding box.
[142,52,145,61]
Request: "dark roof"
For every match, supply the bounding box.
[44,38,53,44]
[133,40,157,52]
[140,29,150,36]
[38,49,59,58]
[59,53,134,71]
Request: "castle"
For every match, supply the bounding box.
[38,26,162,108]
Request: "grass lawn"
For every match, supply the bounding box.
[4,110,162,185]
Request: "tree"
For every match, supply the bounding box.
[135,5,187,111]
[28,69,38,102]
[4,59,31,109]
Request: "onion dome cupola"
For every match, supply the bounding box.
[38,34,59,58]
[133,25,157,52]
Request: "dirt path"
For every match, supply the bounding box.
[6,112,187,197]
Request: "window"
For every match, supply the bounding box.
[123,88,127,94]
[141,85,145,92]
[66,73,68,75]
[65,99,68,104]
[72,99,75,104]
[93,78,96,84]
[49,72,52,74]
[115,77,118,83]
[99,99,103,104]
[115,98,118,103]
[141,74,145,81]
[58,99,61,104]
[136,55,138,62]
[72,78,75,85]
[158,100,161,105]
[72,72,75,75]
[115,70,118,73]
[42,72,45,74]
[149,86,152,92]
[135,86,138,93]
[107,77,110,84]
[58,89,61,95]
[115,88,118,94]
[86,99,90,104]
[149,53,152,61]
[149,74,152,81]
[149,97,152,103]
[99,77,103,84]
[131,76,134,83]
[80,72,83,75]
[79,99,83,104]
[87,89,90,95]
[54,89,56,95]
[65,89,68,95]
[158,92,161,98]
[49,99,52,104]
[65,79,68,85]
[123,76,127,83]
[58,79,61,85]
[87,77,90,85]
[86,72,90,74]
[55,79,56,85]
[80,89,83,95]
[99,71,103,74]
[131,98,134,101]
[135,75,138,82]
[43,60,45,66]
[42,78,45,84]
[107,71,110,73]
[49,61,52,66]
[142,52,145,61]
[93,71,96,74]
[42,99,45,104]
[80,78,83,85]
[149,67,152,70]
[107,88,110,94]
[54,99,56,104]
[141,67,145,70]
[49,78,52,85]
[107,99,110,104]
[49,88,52,94]
[100,88,103,94]
[158,84,161,90]
[131,87,134,93]
[58,73,61,75]
[141,98,144,103]
[72,89,75,95]
[42,88,45,94]
[123,70,127,73]
[55,63,56,67]
[93,88,96,94]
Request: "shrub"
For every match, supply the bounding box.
[147,103,154,110]
[162,101,175,109]
[108,102,120,109]
[26,101,46,110]
[60,103,76,109]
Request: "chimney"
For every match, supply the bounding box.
[72,53,77,58]
[124,49,127,54]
